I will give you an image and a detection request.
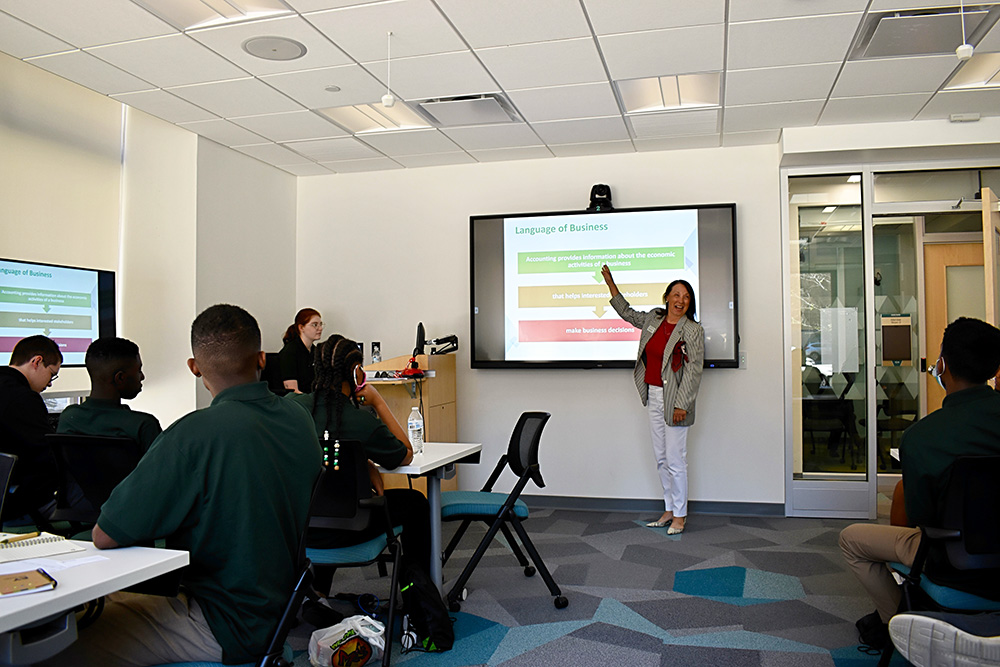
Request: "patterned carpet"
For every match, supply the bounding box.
[288,509,908,666]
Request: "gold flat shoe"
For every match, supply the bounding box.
[646,519,670,528]
[667,520,686,535]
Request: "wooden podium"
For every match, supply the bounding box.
[366,353,457,494]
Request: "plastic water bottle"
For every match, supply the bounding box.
[407,407,424,455]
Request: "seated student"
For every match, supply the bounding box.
[279,308,323,394]
[57,337,161,452]
[290,334,431,577]
[840,317,1000,650]
[39,305,323,667]
[0,335,61,524]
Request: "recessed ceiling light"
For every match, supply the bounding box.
[242,36,307,61]
[616,73,720,114]
[945,52,1000,90]
[135,0,291,31]
[823,206,836,213]
[318,102,431,134]
[847,175,861,183]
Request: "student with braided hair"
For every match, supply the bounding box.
[289,335,431,579]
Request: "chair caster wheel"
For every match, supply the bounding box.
[554,596,568,609]
[523,566,535,577]
[448,600,461,612]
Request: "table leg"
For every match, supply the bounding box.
[426,472,443,596]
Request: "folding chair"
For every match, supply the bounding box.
[440,411,567,611]
[305,440,401,667]
[880,455,1000,666]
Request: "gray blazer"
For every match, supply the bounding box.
[610,293,705,426]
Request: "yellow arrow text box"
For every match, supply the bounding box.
[519,283,664,309]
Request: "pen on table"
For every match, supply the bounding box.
[0,531,40,544]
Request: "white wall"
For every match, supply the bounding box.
[297,145,786,504]
[194,138,297,407]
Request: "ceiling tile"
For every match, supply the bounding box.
[599,25,725,80]
[633,134,721,151]
[435,0,591,48]
[189,15,351,76]
[364,51,497,100]
[232,142,309,165]
[532,116,630,144]
[441,123,542,150]
[730,0,870,22]
[276,162,334,176]
[230,110,348,142]
[724,99,825,132]
[358,128,460,156]
[833,55,961,97]
[25,50,153,95]
[111,89,217,123]
[168,78,302,117]
[306,0,464,62]
[820,93,932,124]
[628,109,720,138]
[508,83,621,122]
[728,13,864,69]
[284,136,380,160]
[477,39,606,90]
[548,140,635,157]
[177,118,266,145]
[318,157,404,172]
[726,62,840,106]
[585,0,725,35]
[283,0,384,12]
[916,88,1000,119]
[723,129,781,146]
[979,19,1000,53]
[468,146,554,162]
[0,0,175,48]
[261,64,387,109]
[0,11,73,58]
[869,0,1000,10]
[394,152,477,168]
[87,34,247,88]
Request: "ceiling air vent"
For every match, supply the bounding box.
[416,94,521,127]
[850,6,998,59]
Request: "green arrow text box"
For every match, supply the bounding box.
[0,312,93,330]
[0,286,92,308]
[519,247,683,273]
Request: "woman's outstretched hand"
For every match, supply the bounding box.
[601,264,620,298]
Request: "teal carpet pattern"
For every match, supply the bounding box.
[288,510,909,666]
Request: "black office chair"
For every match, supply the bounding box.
[439,411,567,611]
[881,455,1000,666]
[305,440,402,667]
[0,452,16,520]
[262,352,290,396]
[46,433,142,524]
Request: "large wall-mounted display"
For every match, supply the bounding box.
[471,204,739,369]
[0,258,116,366]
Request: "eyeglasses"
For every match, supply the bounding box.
[307,321,324,328]
[46,366,59,383]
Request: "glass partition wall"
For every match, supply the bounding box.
[784,166,995,518]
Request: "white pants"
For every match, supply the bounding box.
[647,384,688,517]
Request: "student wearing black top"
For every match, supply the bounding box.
[0,335,62,523]
[278,308,323,394]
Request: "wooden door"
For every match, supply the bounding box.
[924,242,984,412]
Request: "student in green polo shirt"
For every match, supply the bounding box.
[40,305,323,666]
[57,337,162,452]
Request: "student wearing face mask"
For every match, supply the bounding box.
[602,265,705,535]
[839,317,1000,652]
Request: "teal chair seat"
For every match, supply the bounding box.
[306,525,402,566]
[890,562,1000,611]
[440,491,529,519]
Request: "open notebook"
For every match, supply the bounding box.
[0,533,86,564]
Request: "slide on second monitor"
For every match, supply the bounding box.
[502,210,699,363]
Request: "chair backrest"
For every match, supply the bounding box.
[308,439,374,533]
[939,455,1000,570]
[0,452,16,519]
[46,433,142,515]
[262,352,290,396]
[505,412,550,489]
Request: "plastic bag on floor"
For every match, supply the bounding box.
[308,614,385,667]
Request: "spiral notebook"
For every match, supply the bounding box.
[0,533,86,563]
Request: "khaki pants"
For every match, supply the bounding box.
[37,592,223,667]
[839,523,922,622]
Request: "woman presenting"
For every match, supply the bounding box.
[279,308,323,393]
[602,264,704,534]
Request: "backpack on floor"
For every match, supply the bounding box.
[399,564,454,652]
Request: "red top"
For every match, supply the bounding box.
[643,320,675,386]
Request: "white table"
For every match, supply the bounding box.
[380,442,481,594]
[0,542,188,663]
